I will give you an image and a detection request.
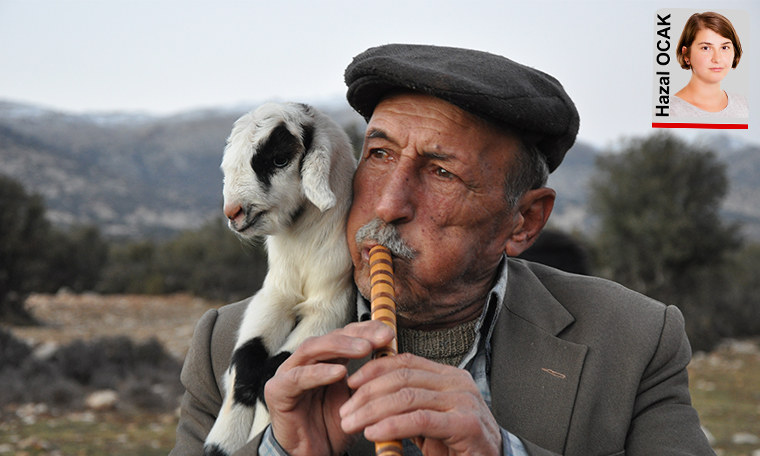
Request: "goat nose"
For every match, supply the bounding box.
[224,203,243,221]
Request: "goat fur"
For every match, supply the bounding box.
[203,102,357,456]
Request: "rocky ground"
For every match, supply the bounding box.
[688,338,760,456]
[8,291,222,360]
[1,292,223,455]
[1,293,759,455]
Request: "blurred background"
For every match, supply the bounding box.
[1,1,758,454]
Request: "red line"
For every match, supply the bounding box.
[652,123,748,129]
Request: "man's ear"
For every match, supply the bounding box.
[505,187,556,257]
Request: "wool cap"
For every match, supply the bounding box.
[344,44,580,172]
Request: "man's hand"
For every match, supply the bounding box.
[264,321,395,456]
[339,353,503,456]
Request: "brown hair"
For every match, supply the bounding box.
[676,12,742,70]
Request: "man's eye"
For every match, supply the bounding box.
[368,148,389,159]
[435,167,454,179]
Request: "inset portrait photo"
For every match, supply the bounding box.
[652,9,749,129]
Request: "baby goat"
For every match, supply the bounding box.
[204,102,357,456]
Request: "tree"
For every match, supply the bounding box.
[0,175,52,323]
[589,133,741,349]
[96,218,269,302]
[0,175,109,324]
[44,225,109,292]
[155,218,269,301]
[96,240,164,295]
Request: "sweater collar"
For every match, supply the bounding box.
[356,254,509,367]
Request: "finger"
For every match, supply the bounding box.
[268,321,396,409]
[344,355,475,409]
[280,321,394,369]
[281,335,370,368]
[365,409,455,442]
[365,407,500,455]
[341,364,479,427]
[338,319,396,342]
[341,387,446,434]
[347,352,455,389]
[343,367,446,418]
[267,363,348,410]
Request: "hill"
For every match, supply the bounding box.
[1,100,759,240]
[0,100,364,239]
[548,134,760,241]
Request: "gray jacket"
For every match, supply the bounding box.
[171,259,714,456]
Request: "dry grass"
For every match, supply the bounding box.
[1,292,219,455]
[2,294,759,455]
[688,339,760,456]
[0,409,178,455]
[9,292,222,360]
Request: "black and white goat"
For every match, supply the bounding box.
[204,102,357,456]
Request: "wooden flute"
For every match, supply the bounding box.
[368,245,403,456]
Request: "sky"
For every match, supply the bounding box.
[0,0,758,149]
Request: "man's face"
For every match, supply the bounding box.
[347,92,521,328]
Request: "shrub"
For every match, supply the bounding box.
[0,329,183,412]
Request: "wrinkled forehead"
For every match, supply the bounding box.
[362,93,524,188]
[366,92,522,158]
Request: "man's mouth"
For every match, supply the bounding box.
[355,219,418,262]
[361,245,375,264]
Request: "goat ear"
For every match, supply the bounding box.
[300,125,337,212]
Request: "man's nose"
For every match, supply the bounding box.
[374,161,415,224]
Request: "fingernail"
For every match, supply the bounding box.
[375,324,394,341]
[339,399,354,418]
[341,414,356,433]
[363,424,378,440]
[328,365,344,377]
[351,339,369,353]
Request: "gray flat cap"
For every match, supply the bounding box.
[344,44,579,172]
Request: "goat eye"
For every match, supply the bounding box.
[273,157,289,168]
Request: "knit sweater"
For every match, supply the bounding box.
[397,318,478,367]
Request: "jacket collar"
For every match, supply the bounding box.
[490,258,587,454]
[503,258,576,336]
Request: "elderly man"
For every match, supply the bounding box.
[172,44,714,456]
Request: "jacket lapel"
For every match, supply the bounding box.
[490,260,588,454]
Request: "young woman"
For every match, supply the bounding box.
[672,12,747,118]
